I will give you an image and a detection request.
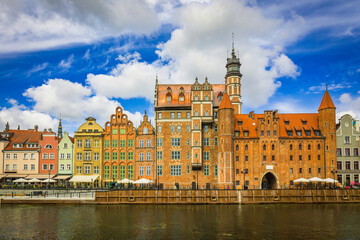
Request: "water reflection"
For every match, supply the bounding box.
[0,204,359,239]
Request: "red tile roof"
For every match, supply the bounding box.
[219,92,234,110]
[318,91,335,111]
[4,129,42,151]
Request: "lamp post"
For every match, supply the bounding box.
[48,169,51,189]
[241,169,248,190]
[331,169,337,189]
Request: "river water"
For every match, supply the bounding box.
[0,204,359,239]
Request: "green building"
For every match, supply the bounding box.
[336,114,360,186]
[56,131,74,184]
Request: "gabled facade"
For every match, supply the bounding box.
[57,131,74,175]
[336,114,360,186]
[102,107,136,186]
[39,131,59,175]
[135,111,155,182]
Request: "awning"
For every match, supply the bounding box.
[53,175,72,180]
[6,174,28,178]
[69,175,99,183]
[0,174,7,179]
[26,174,55,179]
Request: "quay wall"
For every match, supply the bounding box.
[95,189,360,205]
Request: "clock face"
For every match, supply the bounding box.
[345,122,349,127]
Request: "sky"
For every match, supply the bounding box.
[0,0,359,135]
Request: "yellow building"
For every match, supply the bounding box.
[70,117,103,187]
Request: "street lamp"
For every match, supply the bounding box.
[331,169,337,189]
[48,169,51,189]
[241,169,248,190]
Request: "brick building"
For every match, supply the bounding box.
[154,47,337,190]
[39,130,59,176]
[102,107,136,186]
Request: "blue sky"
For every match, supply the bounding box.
[0,0,359,134]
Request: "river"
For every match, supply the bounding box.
[0,204,359,239]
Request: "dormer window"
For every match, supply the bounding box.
[45,144,53,149]
[284,121,290,125]
[166,87,172,101]
[301,120,307,125]
[13,144,22,148]
[314,130,320,136]
[167,96,171,102]
[305,130,311,136]
[238,121,242,126]
[287,130,293,136]
[179,96,184,102]
[243,131,249,137]
[296,131,302,136]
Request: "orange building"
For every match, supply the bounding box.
[135,111,155,182]
[102,107,136,186]
[154,47,337,189]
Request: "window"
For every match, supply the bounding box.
[158,112,162,119]
[157,151,163,160]
[126,140,133,147]
[177,112,181,118]
[77,140,82,148]
[204,165,209,176]
[299,155,302,161]
[139,166,144,176]
[120,140,125,147]
[157,165,163,176]
[263,145,266,151]
[23,164,28,170]
[104,140,110,148]
[45,144,52,149]
[318,168,321,173]
[187,125,190,132]
[171,112,175,118]
[24,153,28,159]
[187,112,190,118]
[195,111,198,116]
[305,131,311,136]
[346,161,351,170]
[139,153,144,161]
[120,129,125,134]
[146,166,151,176]
[170,165,181,176]
[179,96,184,101]
[177,125,181,132]
[84,165,91,174]
[94,153,99,161]
[214,125,218,132]
[267,131,270,136]
[205,111,209,116]
[146,139,151,147]
[60,164,65,170]
[236,145,239,151]
[236,156,239,161]
[63,143,68,148]
[112,165,117,178]
[167,96,171,102]
[49,153,54,159]
[112,129,118,135]
[204,152,210,161]
[299,144,302,150]
[354,161,359,170]
[171,126,175,132]
[104,152,110,160]
[274,131,277,136]
[93,140,99,148]
[31,153,35,159]
[104,166,110,179]
[204,125,209,133]
[112,140,118,148]
[5,153,10,159]
[290,168,293,174]
[42,153,47,159]
[215,165,218,176]
[187,153,190,159]
[308,144,311,150]
[272,155,275,161]
[272,144,275,150]
[345,136,350,144]
[42,164,47,170]
[112,152,118,160]
[337,148,342,156]
[171,151,181,159]
[299,168,302,174]
[215,137,218,146]
[245,156,248,161]
[157,138,163,147]
[60,153,64,159]
[261,131,264,136]
[120,166,126,179]
[194,96,198,101]
[146,152,151,160]
[296,131,302,136]
[263,155,266,161]
[83,152,90,161]
[354,148,359,156]
[171,138,181,146]
[203,138,210,146]
[31,164,35,170]
[290,144,293,150]
[120,152,125,160]
[345,148,350,156]
[187,139,190,146]
[290,155,293,161]
[67,164,71,170]
[128,165,134,179]
[318,155,320,161]
[5,164,9,170]
[85,139,91,148]
[94,166,99,174]
[314,131,320,136]
[128,152,133,160]
[308,155,311,161]
[287,131,293,136]
[308,168,311,174]
[143,127,148,134]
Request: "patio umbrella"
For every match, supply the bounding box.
[41,178,57,183]
[13,178,28,183]
[308,177,325,182]
[28,178,41,183]
[324,178,339,183]
[293,178,309,183]
[117,178,134,184]
[134,178,154,184]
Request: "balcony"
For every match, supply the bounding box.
[191,163,202,171]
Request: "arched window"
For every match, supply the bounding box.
[45,144,52,149]
[299,144,302,150]
[272,144,275,150]
[166,87,172,102]
[290,144,293,150]
[236,145,239,151]
[263,144,266,151]
[308,144,311,150]
[245,145,248,151]
[317,144,321,150]
[218,92,223,101]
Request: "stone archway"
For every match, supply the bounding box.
[261,172,278,189]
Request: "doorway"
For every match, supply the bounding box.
[261,172,277,189]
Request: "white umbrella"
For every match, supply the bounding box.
[324,178,339,183]
[308,177,325,182]
[28,178,41,183]
[117,178,134,184]
[294,178,309,183]
[41,178,57,183]
[134,178,154,184]
[13,178,28,183]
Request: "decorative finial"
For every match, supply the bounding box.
[155,75,158,86]
[205,76,208,82]
[326,83,328,92]
[144,110,147,116]
[195,77,198,83]
[232,33,235,56]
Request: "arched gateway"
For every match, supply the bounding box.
[261,172,278,189]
